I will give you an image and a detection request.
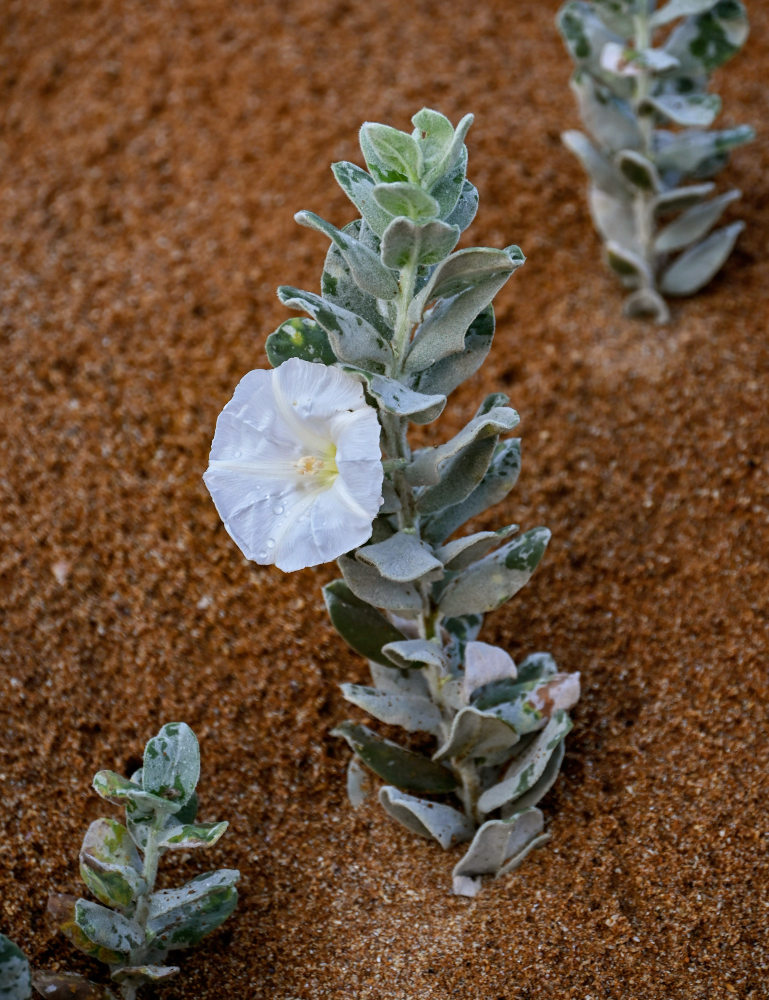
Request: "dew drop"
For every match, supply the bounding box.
[272,504,285,515]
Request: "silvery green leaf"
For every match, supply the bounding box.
[380,217,460,269]
[0,934,30,1000]
[380,639,447,674]
[588,187,637,247]
[420,112,473,190]
[111,966,179,984]
[147,870,239,951]
[452,808,548,896]
[444,180,479,233]
[418,438,498,514]
[369,661,430,702]
[379,787,474,849]
[616,151,661,192]
[331,161,394,238]
[410,108,455,171]
[557,2,626,82]
[91,772,181,817]
[277,286,392,373]
[654,189,740,253]
[438,527,551,618]
[653,181,715,214]
[435,525,519,572]
[433,705,519,765]
[659,220,744,296]
[409,305,494,398]
[478,711,573,813]
[569,71,642,153]
[411,245,524,319]
[651,0,719,28]
[422,438,521,545]
[462,641,518,700]
[349,370,446,424]
[323,580,407,665]
[49,893,122,966]
[517,651,559,684]
[74,899,143,962]
[295,211,398,301]
[605,240,651,289]
[321,226,394,340]
[30,972,117,1000]
[339,555,423,612]
[360,122,421,183]
[601,43,681,75]
[340,683,443,736]
[346,755,372,807]
[332,721,458,793]
[623,288,671,322]
[664,0,749,72]
[641,93,721,127]
[372,182,440,222]
[143,722,200,807]
[653,125,754,178]
[501,738,566,816]
[485,673,580,737]
[443,614,485,671]
[427,145,468,218]
[589,0,635,35]
[265,317,336,368]
[356,532,443,583]
[562,130,628,198]
[158,821,228,851]
[408,405,519,493]
[79,819,145,912]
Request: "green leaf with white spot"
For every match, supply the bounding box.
[158,821,229,851]
[265,317,336,368]
[143,722,200,808]
[360,123,421,183]
[147,871,239,951]
[331,161,394,237]
[562,130,628,197]
[30,972,117,1000]
[0,934,31,1000]
[349,370,446,424]
[664,0,749,73]
[79,819,145,912]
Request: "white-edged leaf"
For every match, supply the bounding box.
[435,525,518,572]
[379,787,474,849]
[605,240,651,289]
[452,808,548,896]
[562,130,627,197]
[295,211,398,300]
[642,93,721,127]
[356,532,443,583]
[654,189,740,253]
[660,220,744,296]
[338,555,423,612]
[651,0,719,29]
[589,187,637,247]
[341,683,443,736]
[433,705,519,765]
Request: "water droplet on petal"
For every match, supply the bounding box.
[272,504,285,515]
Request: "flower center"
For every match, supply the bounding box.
[294,444,338,487]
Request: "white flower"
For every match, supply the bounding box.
[204,357,383,573]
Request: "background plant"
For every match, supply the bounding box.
[205,108,580,896]
[557,0,754,322]
[42,723,239,1000]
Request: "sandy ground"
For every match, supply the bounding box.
[1,1,767,997]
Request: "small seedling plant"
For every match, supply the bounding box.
[557,0,754,321]
[205,108,580,896]
[36,723,239,1000]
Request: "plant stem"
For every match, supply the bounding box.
[116,813,164,1000]
[632,9,657,292]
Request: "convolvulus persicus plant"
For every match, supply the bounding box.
[205,108,579,896]
[46,723,239,1000]
[556,0,754,322]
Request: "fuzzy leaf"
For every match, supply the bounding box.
[79,819,145,912]
[438,527,551,617]
[433,705,520,766]
[435,525,518,572]
[380,639,447,673]
[617,151,660,192]
[369,662,431,702]
[651,0,720,28]
[561,130,627,197]
[63,898,143,964]
[411,108,456,171]
[654,189,740,253]
[331,161,393,238]
[409,305,495,398]
[588,188,636,247]
[321,224,394,339]
[605,240,651,289]
[569,71,642,153]
[419,112,473,190]
[478,711,573,813]
[452,808,549,896]
[664,0,749,72]
[110,966,179,984]
[379,787,474,849]
[380,217,459,269]
[422,439,521,545]
[501,738,567,817]
[265,317,336,368]
[659,220,744,296]
[444,180,479,233]
[277,286,392,373]
[158,821,229,851]
[147,871,239,951]
[653,181,715,214]
[339,554,423,612]
[30,972,117,1000]
[143,723,200,807]
[653,125,754,179]
[91,772,181,817]
[372,182,440,222]
[350,370,446,424]
[642,93,721,127]
[623,288,671,322]
[295,211,398,301]
[0,934,30,1000]
[360,123,420,183]
[332,721,458,793]
[356,532,443,583]
[323,580,407,665]
[340,683,443,736]
[557,1,626,84]
[427,144,469,218]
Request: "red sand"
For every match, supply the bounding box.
[1,1,767,997]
